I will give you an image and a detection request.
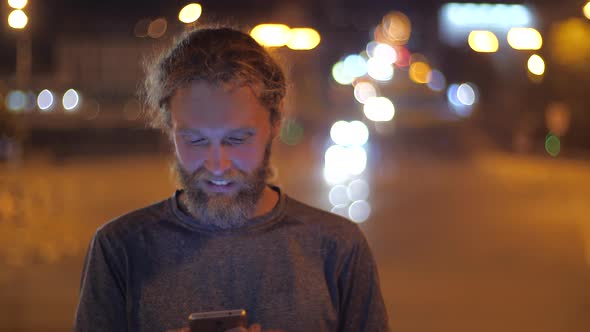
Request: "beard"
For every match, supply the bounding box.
[173,141,273,229]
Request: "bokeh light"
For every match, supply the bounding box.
[549,18,590,66]
[409,62,431,84]
[250,24,291,47]
[348,200,371,223]
[584,2,590,20]
[37,89,54,111]
[468,30,499,53]
[364,97,395,122]
[178,3,202,24]
[8,10,27,29]
[280,118,305,146]
[507,28,543,50]
[287,28,321,50]
[5,90,26,112]
[347,179,369,201]
[330,204,348,218]
[343,54,368,78]
[457,83,477,106]
[147,18,168,39]
[330,120,369,146]
[329,185,351,207]
[371,43,397,65]
[8,0,27,9]
[527,54,545,75]
[332,61,354,85]
[545,102,571,136]
[323,145,368,184]
[367,57,394,81]
[134,19,151,38]
[354,81,377,104]
[545,133,561,157]
[427,69,447,92]
[381,11,411,45]
[62,89,80,111]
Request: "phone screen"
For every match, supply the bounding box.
[188,309,247,332]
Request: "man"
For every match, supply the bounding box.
[74,26,389,332]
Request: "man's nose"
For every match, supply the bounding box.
[204,145,231,176]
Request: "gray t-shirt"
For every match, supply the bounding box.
[74,187,389,332]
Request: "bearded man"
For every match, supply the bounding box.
[74,27,389,332]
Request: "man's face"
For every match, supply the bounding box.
[169,82,277,228]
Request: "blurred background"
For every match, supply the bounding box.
[1,0,589,331]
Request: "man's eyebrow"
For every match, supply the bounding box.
[177,129,203,135]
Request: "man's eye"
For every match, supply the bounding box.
[189,138,207,145]
[226,137,246,145]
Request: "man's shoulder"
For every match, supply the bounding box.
[96,196,172,241]
[284,195,364,242]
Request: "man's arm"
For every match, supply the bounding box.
[337,230,390,332]
[74,230,127,331]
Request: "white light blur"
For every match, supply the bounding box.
[330,204,349,218]
[347,179,369,201]
[63,89,80,111]
[441,3,532,29]
[367,57,394,81]
[447,84,462,107]
[330,120,369,146]
[6,90,26,111]
[527,54,545,75]
[364,96,395,122]
[457,83,476,106]
[323,145,368,184]
[373,43,397,65]
[329,185,351,207]
[8,9,27,29]
[348,200,371,223]
[447,83,474,117]
[354,81,377,104]
[250,24,291,47]
[37,89,54,111]
[8,0,27,9]
[332,61,354,85]
[343,55,367,78]
[287,28,321,50]
[178,3,202,24]
[427,69,447,92]
[507,27,543,50]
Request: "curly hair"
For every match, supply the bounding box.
[142,26,287,134]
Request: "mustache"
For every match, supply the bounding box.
[185,166,246,183]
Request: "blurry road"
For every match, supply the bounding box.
[1,129,589,331]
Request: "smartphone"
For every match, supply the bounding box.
[188,309,247,332]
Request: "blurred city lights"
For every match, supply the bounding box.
[441,3,533,29]
[8,0,27,9]
[329,185,351,206]
[62,89,80,111]
[178,3,202,24]
[549,18,590,66]
[134,19,151,38]
[457,83,477,106]
[347,179,369,201]
[427,69,447,92]
[372,43,397,65]
[545,133,561,157]
[367,57,394,81]
[8,10,27,29]
[507,28,543,50]
[393,46,411,67]
[330,204,348,218]
[545,102,571,137]
[353,81,377,104]
[343,54,368,78]
[468,30,499,53]
[147,18,167,38]
[381,11,411,45]
[286,28,321,50]
[323,145,368,184]
[250,24,291,47]
[364,96,395,122]
[37,89,54,111]
[584,2,590,20]
[331,61,355,85]
[409,62,431,84]
[5,90,26,112]
[527,54,545,76]
[348,200,371,223]
[330,120,369,146]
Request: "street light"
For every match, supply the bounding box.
[7,9,27,29]
[584,2,590,20]
[6,0,32,88]
[178,3,202,24]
